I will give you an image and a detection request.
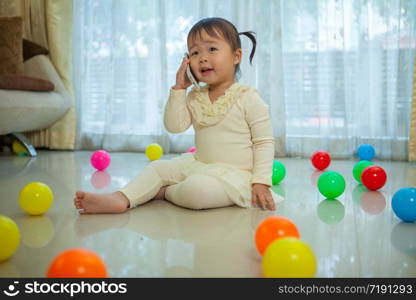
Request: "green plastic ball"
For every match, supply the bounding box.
[272,160,286,185]
[317,171,346,199]
[353,160,374,183]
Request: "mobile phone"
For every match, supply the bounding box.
[184,53,200,91]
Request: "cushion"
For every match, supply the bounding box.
[0,74,54,91]
[23,39,49,61]
[0,16,23,75]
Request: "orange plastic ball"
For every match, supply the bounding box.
[255,216,300,256]
[47,248,108,278]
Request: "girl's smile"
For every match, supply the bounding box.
[201,68,214,76]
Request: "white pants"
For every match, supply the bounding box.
[119,160,234,210]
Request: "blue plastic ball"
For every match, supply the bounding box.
[391,187,416,222]
[357,144,375,161]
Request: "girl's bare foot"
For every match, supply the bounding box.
[73,191,130,214]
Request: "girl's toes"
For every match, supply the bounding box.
[76,191,85,199]
[74,198,82,209]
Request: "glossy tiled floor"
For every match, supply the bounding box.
[0,150,415,277]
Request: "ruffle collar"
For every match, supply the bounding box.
[187,82,249,127]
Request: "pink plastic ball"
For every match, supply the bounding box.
[187,146,196,153]
[90,150,111,171]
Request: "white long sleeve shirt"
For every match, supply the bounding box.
[164,83,275,186]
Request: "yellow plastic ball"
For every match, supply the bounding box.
[145,143,163,161]
[18,182,54,215]
[12,140,27,155]
[0,215,20,262]
[262,237,317,278]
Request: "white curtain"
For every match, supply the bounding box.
[72,0,416,160]
[281,0,415,160]
[72,0,285,155]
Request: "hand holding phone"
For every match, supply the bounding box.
[184,53,200,91]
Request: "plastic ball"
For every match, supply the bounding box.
[317,171,346,199]
[255,216,300,256]
[272,160,286,185]
[0,215,20,262]
[19,182,54,215]
[311,151,331,170]
[361,165,387,191]
[90,150,111,171]
[353,160,374,183]
[187,146,196,153]
[47,248,108,278]
[12,140,28,156]
[145,144,163,161]
[391,187,416,222]
[262,238,317,278]
[357,144,375,161]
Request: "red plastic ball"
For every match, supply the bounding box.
[311,151,331,170]
[361,165,387,191]
[47,248,108,278]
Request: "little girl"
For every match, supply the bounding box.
[74,17,282,214]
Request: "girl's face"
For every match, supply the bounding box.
[187,29,242,86]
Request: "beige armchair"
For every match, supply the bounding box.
[0,54,71,156]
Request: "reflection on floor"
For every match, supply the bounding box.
[0,150,415,277]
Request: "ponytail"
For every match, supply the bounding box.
[238,31,257,64]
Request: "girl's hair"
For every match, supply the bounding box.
[187,17,256,79]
